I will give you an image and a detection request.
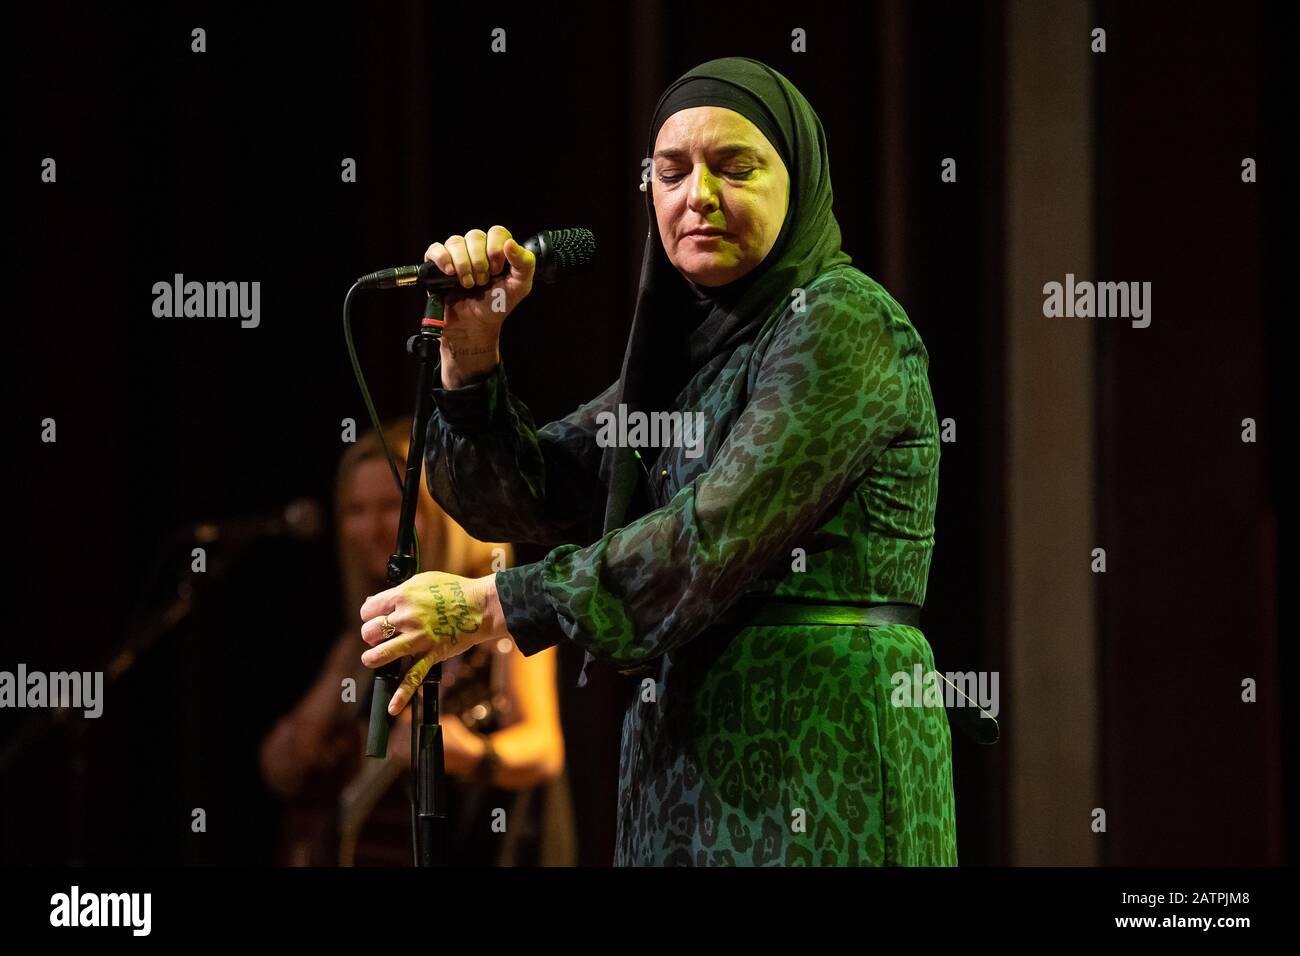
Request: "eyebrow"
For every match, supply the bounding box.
[653,144,763,162]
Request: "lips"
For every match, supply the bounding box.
[683,229,729,239]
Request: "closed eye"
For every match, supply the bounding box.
[658,168,755,183]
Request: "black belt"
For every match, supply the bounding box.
[738,599,922,629]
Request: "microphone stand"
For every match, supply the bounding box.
[364,292,449,867]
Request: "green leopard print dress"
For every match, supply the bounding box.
[425,264,957,866]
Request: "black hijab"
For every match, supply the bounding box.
[598,56,852,536]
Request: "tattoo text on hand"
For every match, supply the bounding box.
[428,582,480,645]
[443,343,497,358]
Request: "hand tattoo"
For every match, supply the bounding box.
[428,581,480,646]
[444,343,497,357]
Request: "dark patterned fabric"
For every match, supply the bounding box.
[424,264,958,865]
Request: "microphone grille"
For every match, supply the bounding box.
[544,227,596,270]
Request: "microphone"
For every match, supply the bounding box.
[356,227,596,290]
[184,498,325,545]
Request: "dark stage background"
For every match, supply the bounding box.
[7,0,1285,867]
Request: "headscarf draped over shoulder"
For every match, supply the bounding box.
[599,56,852,535]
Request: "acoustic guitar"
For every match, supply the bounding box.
[276,642,513,866]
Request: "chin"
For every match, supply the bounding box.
[677,254,747,287]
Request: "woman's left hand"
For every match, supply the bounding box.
[359,571,506,716]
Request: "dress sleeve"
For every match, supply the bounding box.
[496,277,921,662]
[424,361,619,548]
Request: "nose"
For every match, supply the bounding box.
[686,165,721,215]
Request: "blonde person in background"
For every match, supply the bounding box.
[259,419,574,866]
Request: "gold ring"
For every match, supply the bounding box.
[380,615,397,638]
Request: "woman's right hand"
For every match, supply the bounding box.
[423,226,536,388]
